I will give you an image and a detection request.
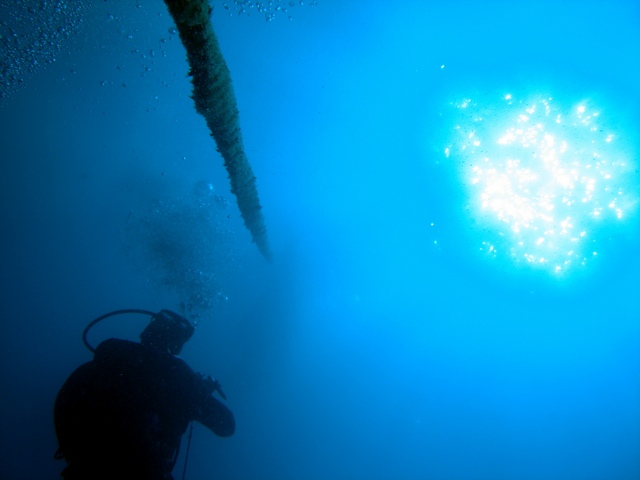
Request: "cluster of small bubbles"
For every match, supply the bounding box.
[222,0,317,22]
[0,0,87,106]
[428,222,442,250]
[444,93,636,276]
[124,181,241,323]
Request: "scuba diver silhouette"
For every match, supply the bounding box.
[54,309,235,480]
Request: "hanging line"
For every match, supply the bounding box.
[181,421,195,480]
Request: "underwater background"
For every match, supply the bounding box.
[1,0,639,479]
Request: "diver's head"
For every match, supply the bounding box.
[140,309,194,355]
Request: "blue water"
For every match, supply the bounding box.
[1,1,639,479]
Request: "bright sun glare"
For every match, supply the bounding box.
[445,93,636,275]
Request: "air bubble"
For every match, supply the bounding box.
[0,0,88,104]
[229,0,316,20]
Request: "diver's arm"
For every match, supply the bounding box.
[195,395,235,437]
[174,359,235,437]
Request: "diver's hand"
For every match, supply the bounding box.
[203,374,227,400]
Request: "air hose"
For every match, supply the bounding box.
[82,308,155,353]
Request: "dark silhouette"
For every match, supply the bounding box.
[54,310,235,480]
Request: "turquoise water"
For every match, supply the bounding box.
[1,1,639,478]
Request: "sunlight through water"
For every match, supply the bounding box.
[444,93,637,276]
